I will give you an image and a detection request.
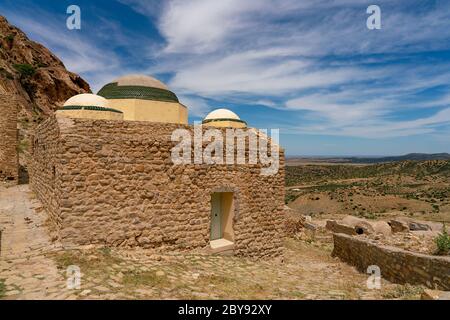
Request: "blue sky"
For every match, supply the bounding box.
[1,0,450,156]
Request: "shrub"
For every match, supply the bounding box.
[435,224,450,255]
[13,63,36,77]
[5,34,15,42]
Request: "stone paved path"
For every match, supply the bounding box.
[0,184,422,300]
[0,184,75,299]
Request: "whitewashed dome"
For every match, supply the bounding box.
[111,74,169,90]
[204,109,241,121]
[64,93,109,108]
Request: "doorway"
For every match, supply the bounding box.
[210,192,235,252]
[210,193,222,240]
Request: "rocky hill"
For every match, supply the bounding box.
[286,160,450,186]
[0,15,90,155]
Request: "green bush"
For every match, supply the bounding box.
[435,224,450,255]
[5,34,14,41]
[13,63,36,77]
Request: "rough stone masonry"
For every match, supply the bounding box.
[332,233,450,290]
[0,93,18,181]
[29,115,286,258]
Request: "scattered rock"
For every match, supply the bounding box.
[341,216,375,235]
[421,289,450,300]
[389,219,409,233]
[326,220,356,236]
[372,221,392,236]
[80,289,92,296]
[408,221,432,231]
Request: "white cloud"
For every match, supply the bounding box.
[177,95,211,117]
[138,0,450,138]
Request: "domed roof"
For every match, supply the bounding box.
[64,94,109,108]
[112,74,169,90]
[97,74,179,103]
[204,109,241,121]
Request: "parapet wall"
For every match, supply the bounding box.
[332,233,450,290]
[29,116,285,258]
[0,94,18,181]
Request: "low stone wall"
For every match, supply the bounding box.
[29,116,286,258]
[332,233,450,290]
[0,94,18,181]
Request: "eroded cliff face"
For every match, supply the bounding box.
[0,15,91,164]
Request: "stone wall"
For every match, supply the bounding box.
[29,116,285,258]
[28,116,62,232]
[332,233,450,290]
[0,94,18,181]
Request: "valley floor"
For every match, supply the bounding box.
[0,184,423,300]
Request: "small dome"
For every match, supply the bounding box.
[202,108,247,128]
[112,74,169,90]
[64,94,109,108]
[204,109,240,121]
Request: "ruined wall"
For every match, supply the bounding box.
[30,116,285,258]
[28,116,62,232]
[332,233,450,290]
[0,94,18,181]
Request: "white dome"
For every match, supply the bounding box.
[112,74,169,90]
[64,94,109,108]
[204,108,240,121]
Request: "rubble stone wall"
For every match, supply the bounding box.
[332,233,450,290]
[30,116,285,258]
[0,94,18,181]
[28,116,62,231]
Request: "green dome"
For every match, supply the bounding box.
[97,74,179,103]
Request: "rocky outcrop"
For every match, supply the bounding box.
[0,15,90,163]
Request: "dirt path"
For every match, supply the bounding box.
[0,184,75,299]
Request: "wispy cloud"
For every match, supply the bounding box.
[3,0,450,147]
[128,0,450,139]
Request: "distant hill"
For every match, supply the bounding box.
[350,153,450,163]
[286,160,450,186]
[287,153,450,165]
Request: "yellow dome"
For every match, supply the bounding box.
[204,109,241,121]
[96,74,187,124]
[111,74,169,91]
[64,94,109,108]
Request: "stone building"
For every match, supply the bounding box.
[29,75,285,258]
[0,93,18,181]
